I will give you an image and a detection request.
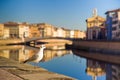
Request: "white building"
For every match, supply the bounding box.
[110,9,120,39]
[56,28,66,38]
[70,30,74,38]
[3,28,9,39]
[112,65,120,80]
[87,27,101,40]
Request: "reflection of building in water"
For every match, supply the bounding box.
[0,46,38,62]
[0,45,71,63]
[112,65,120,80]
[86,59,106,80]
[106,64,120,80]
[42,49,71,62]
[106,64,112,80]
[0,50,9,58]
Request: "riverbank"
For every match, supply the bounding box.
[71,40,120,55]
[0,57,75,80]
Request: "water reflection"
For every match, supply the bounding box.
[0,45,120,80]
[106,64,120,80]
[0,45,39,62]
[86,59,106,80]
[73,50,120,80]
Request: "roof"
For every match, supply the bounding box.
[105,8,120,14]
[86,16,105,22]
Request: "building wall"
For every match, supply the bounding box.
[65,29,71,38]
[56,28,65,38]
[29,24,40,38]
[2,22,84,39]
[105,9,120,40]
[106,14,112,40]
[38,23,54,38]
[87,27,101,40]
[4,22,19,38]
[86,9,105,40]
[0,24,4,38]
[70,30,74,38]
[3,28,9,39]
[19,25,25,38]
[112,11,120,39]
[112,65,120,80]
[86,59,105,79]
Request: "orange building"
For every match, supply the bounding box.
[29,24,40,38]
[38,23,54,38]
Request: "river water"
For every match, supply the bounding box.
[0,45,119,80]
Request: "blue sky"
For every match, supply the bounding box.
[0,0,120,31]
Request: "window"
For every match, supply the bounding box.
[112,27,117,30]
[112,21,118,24]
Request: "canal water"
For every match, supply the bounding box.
[0,45,120,80]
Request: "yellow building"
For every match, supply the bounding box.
[38,23,54,38]
[86,9,105,40]
[86,59,106,80]
[3,27,9,39]
[86,9,105,28]
[0,24,4,38]
[4,22,29,39]
[29,24,40,38]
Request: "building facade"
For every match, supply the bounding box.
[86,9,106,40]
[38,23,54,38]
[0,22,85,39]
[0,24,4,39]
[4,22,29,39]
[86,59,106,80]
[105,8,120,40]
[29,24,40,38]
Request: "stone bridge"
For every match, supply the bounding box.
[0,37,72,45]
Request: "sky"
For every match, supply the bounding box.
[0,0,120,31]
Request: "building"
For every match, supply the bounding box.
[3,27,9,39]
[79,31,86,39]
[70,30,74,38]
[86,59,106,80]
[64,29,71,38]
[29,24,40,38]
[74,30,86,39]
[86,9,106,40]
[38,23,54,38]
[53,27,66,38]
[106,64,120,80]
[1,21,85,39]
[4,22,29,39]
[111,65,120,80]
[105,8,120,40]
[55,27,66,38]
[0,24,4,39]
[105,12,113,40]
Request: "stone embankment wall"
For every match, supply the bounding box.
[72,40,120,54]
